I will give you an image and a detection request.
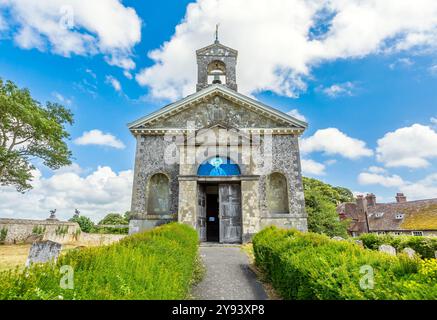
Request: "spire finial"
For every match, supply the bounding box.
[215,24,219,44]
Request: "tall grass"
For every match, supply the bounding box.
[253,226,437,300]
[0,223,199,300]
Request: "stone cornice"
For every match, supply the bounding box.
[131,127,304,136]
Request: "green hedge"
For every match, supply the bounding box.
[92,226,129,235]
[253,227,437,300]
[0,223,198,300]
[359,233,437,259]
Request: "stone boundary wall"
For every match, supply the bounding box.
[78,233,126,246]
[0,219,125,245]
[0,218,80,244]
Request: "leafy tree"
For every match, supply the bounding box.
[0,79,74,192]
[98,213,128,226]
[333,186,354,204]
[123,211,136,222]
[303,177,351,237]
[70,215,95,233]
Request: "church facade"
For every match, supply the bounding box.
[128,39,308,243]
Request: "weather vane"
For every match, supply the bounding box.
[215,24,220,43]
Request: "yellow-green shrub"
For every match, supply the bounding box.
[0,223,198,300]
[359,233,437,259]
[253,227,437,300]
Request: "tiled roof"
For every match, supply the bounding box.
[367,199,437,231]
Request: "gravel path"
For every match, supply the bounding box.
[192,245,268,300]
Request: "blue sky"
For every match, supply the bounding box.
[1,0,437,221]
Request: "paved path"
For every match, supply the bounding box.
[192,245,268,300]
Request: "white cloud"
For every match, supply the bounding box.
[376,124,437,168]
[358,172,405,188]
[74,130,125,149]
[123,70,133,80]
[105,75,122,92]
[352,191,368,198]
[431,117,437,126]
[287,109,307,122]
[1,0,141,71]
[301,159,326,176]
[300,128,373,159]
[367,166,386,174]
[52,91,72,105]
[321,82,355,98]
[430,64,437,75]
[0,11,8,31]
[357,166,437,201]
[400,173,437,200]
[85,68,97,79]
[389,57,414,70]
[0,166,133,222]
[54,162,84,175]
[135,0,437,100]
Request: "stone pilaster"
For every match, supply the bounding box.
[178,180,198,228]
[241,180,261,242]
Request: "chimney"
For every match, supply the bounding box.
[396,193,407,203]
[365,193,376,206]
[356,195,370,233]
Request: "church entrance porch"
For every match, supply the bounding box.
[197,182,242,244]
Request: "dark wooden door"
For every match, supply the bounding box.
[197,184,207,242]
[219,184,242,243]
[206,194,220,242]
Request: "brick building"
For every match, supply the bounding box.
[337,193,437,237]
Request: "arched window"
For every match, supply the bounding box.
[207,60,226,85]
[267,173,289,214]
[147,173,170,215]
[197,156,241,177]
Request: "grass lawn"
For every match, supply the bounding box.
[0,245,30,272]
[0,244,94,272]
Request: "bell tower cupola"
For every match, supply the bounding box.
[196,25,238,92]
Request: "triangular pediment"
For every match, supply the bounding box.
[196,42,238,57]
[128,85,308,133]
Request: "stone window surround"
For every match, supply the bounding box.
[139,169,176,217]
[147,172,171,215]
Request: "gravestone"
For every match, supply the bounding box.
[332,236,345,241]
[379,244,396,256]
[402,247,416,259]
[26,240,62,267]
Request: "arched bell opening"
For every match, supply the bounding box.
[207,60,227,85]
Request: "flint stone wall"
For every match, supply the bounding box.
[130,95,308,238]
[130,135,179,216]
[0,219,125,245]
[0,218,80,245]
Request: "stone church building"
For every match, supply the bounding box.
[128,38,308,243]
